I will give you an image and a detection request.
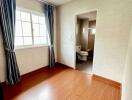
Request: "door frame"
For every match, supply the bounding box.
[74,9,98,70]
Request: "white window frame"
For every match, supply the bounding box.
[15,7,49,49]
[88,28,96,35]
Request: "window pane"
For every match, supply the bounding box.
[32,14,39,23]
[33,24,40,36]
[16,11,21,20]
[15,11,48,47]
[39,16,45,24]
[40,25,46,36]
[15,21,22,36]
[23,37,32,45]
[21,12,30,21]
[22,22,32,36]
[15,37,23,46]
[34,37,41,45]
[34,37,47,45]
[92,29,96,34]
[40,37,47,44]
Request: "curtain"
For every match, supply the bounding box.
[0,0,20,85]
[44,4,55,68]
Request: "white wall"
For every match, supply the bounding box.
[0,0,50,82]
[57,0,132,82]
[15,47,49,75]
[16,0,43,12]
[122,28,132,100]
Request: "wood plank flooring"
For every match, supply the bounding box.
[2,63,121,100]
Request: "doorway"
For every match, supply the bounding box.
[75,11,97,74]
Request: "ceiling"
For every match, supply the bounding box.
[77,11,97,21]
[40,0,73,5]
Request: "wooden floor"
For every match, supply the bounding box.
[2,64,121,100]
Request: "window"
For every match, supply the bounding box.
[88,28,96,34]
[92,29,96,34]
[15,10,48,47]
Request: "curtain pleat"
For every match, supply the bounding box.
[44,4,55,68]
[0,0,20,85]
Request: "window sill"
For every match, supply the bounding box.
[15,45,49,50]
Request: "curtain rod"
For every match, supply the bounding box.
[38,0,56,7]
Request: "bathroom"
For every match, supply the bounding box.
[76,11,97,73]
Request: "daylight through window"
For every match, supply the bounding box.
[15,10,48,47]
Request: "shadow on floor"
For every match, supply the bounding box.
[76,59,93,74]
[2,63,70,100]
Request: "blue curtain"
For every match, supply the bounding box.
[44,4,55,68]
[0,0,20,85]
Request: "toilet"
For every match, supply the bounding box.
[76,45,88,61]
